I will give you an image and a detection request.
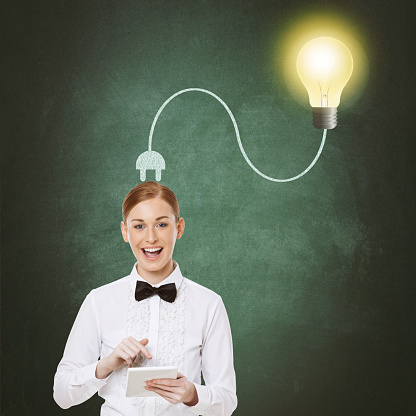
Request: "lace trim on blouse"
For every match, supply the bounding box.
[124,279,186,415]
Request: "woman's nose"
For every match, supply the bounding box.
[146,227,157,242]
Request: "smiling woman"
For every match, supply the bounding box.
[120,184,185,285]
[53,181,237,416]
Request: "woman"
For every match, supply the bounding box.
[53,181,237,415]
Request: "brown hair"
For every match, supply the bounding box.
[122,181,180,224]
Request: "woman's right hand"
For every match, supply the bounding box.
[95,337,152,379]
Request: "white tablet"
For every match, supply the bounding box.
[125,366,178,397]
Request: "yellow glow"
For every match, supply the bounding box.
[273,13,369,109]
[296,37,353,107]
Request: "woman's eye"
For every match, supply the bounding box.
[134,223,167,230]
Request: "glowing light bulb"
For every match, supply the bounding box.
[296,37,353,129]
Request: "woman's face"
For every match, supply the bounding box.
[121,197,184,281]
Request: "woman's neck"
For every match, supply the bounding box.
[136,260,175,286]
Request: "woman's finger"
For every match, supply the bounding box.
[127,336,152,359]
[116,349,134,366]
[149,378,181,387]
[118,342,136,358]
[121,338,151,363]
[145,385,180,403]
[118,343,138,365]
[147,382,182,393]
[123,338,143,360]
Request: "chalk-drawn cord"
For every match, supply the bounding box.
[136,150,166,181]
[140,88,327,183]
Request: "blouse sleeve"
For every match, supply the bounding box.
[188,296,238,415]
[53,290,111,409]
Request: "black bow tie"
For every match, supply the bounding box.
[135,281,177,303]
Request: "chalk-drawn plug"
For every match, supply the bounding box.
[136,150,165,181]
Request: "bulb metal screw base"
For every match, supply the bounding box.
[312,107,337,130]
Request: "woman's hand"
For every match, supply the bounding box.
[145,372,198,406]
[95,337,152,379]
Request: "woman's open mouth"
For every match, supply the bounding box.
[141,247,163,260]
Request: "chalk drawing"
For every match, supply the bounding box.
[136,150,165,181]
[136,88,327,182]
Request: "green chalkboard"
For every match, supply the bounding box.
[1,0,415,415]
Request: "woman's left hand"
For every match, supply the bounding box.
[145,372,198,406]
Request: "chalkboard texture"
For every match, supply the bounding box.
[1,0,415,415]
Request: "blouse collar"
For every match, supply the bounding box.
[129,260,184,294]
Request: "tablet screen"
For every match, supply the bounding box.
[125,366,178,397]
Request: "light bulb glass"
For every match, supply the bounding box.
[296,37,353,128]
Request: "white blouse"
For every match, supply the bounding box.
[53,261,237,415]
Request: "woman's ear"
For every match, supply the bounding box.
[177,218,185,239]
[120,221,129,243]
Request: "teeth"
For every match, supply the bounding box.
[143,247,162,252]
